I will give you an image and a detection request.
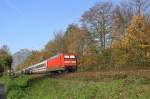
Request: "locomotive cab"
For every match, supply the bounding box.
[64,54,77,72]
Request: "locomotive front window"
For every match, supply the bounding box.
[64,55,69,58]
[64,55,76,59]
[70,55,75,58]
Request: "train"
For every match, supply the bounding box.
[17,53,77,75]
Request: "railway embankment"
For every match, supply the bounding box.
[1,69,150,98]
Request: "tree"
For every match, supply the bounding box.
[111,4,134,48]
[120,15,150,66]
[81,2,113,49]
[129,0,150,15]
[64,24,93,55]
[111,0,150,48]
[45,31,66,55]
[121,15,147,48]
[0,46,12,72]
[1,45,10,53]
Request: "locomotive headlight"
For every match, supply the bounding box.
[71,61,76,63]
[65,61,69,63]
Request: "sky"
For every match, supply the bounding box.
[0,0,118,54]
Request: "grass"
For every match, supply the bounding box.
[1,69,150,99]
[0,75,30,99]
[25,76,150,99]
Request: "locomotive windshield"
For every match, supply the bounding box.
[64,55,76,59]
[70,55,75,58]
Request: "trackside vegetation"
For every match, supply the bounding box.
[1,69,150,99]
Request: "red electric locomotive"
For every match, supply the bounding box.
[24,53,77,74]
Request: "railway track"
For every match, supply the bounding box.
[12,68,150,83]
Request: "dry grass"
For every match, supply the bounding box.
[58,68,150,82]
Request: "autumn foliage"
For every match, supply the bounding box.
[18,0,150,71]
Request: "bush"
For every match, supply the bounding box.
[0,75,30,99]
[79,47,150,71]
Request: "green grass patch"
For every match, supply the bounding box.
[0,75,30,99]
[1,72,150,99]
